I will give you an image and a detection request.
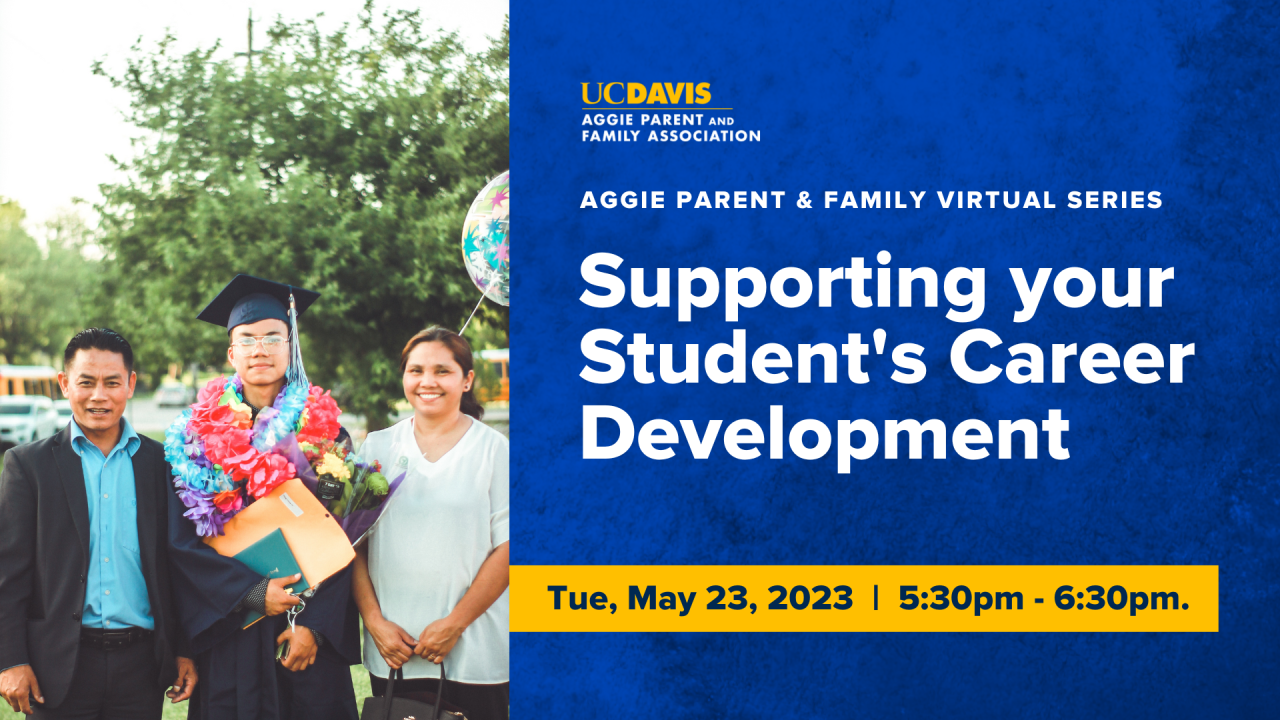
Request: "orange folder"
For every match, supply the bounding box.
[205,478,356,591]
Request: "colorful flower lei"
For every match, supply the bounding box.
[165,375,343,537]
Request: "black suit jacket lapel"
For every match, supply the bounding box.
[52,425,91,562]
[130,443,158,594]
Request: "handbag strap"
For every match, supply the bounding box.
[383,668,403,720]
[383,664,450,720]
[432,663,448,719]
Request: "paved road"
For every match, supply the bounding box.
[124,395,190,435]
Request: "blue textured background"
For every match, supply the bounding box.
[511,0,1278,716]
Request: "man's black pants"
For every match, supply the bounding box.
[32,640,161,720]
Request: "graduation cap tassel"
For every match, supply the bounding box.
[287,290,309,388]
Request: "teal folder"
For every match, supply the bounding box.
[232,528,309,628]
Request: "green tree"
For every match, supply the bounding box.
[0,200,97,365]
[93,3,509,428]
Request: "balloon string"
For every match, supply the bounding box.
[459,287,487,336]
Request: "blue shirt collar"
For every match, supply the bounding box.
[70,415,140,459]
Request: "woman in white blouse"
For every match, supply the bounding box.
[352,327,509,720]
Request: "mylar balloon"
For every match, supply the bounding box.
[461,171,510,306]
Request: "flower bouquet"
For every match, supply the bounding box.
[304,441,405,543]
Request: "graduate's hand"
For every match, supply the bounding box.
[367,615,416,669]
[276,626,318,672]
[414,617,464,664]
[167,657,198,703]
[264,574,304,616]
[0,664,42,714]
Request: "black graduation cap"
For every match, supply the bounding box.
[196,274,320,331]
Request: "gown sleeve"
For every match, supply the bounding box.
[168,484,360,663]
[167,484,265,655]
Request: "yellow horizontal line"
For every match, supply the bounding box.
[582,107,734,111]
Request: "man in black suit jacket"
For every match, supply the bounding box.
[0,328,197,717]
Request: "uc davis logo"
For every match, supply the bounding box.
[582,82,712,105]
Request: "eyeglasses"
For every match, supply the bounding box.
[231,336,289,354]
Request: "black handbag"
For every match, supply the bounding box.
[360,666,467,720]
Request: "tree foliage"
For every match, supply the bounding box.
[0,200,97,365]
[93,3,509,427]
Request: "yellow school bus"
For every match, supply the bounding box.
[476,349,509,404]
[0,365,61,399]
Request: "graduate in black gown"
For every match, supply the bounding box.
[166,276,359,719]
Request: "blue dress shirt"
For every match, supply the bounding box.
[70,417,154,630]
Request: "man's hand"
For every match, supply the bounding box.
[276,626,318,672]
[414,617,465,664]
[167,657,197,703]
[264,574,303,617]
[366,616,416,669]
[0,665,42,714]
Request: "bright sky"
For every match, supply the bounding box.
[0,0,508,232]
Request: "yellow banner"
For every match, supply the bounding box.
[510,565,1217,632]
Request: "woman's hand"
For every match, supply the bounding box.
[411,542,510,665]
[414,617,465,664]
[353,543,417,668]
[367,616,417,669]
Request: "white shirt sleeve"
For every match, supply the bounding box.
[489,432,510,548]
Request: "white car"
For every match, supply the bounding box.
[54,399,74,424]
[0,396,60,446]
[155,384,196,407]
